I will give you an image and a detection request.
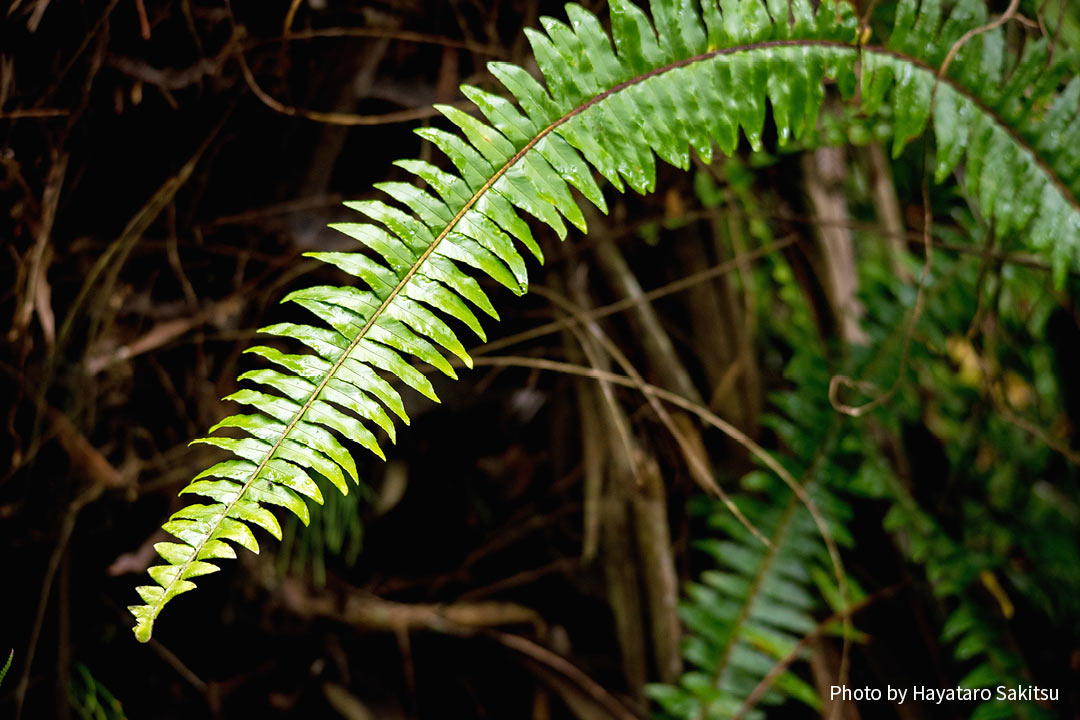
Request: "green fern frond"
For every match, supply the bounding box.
[650,348,860,719]
[652,495,836,719]
[0,649,12,688]
[130,0,1080,641]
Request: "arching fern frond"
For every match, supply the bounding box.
[130,0,1080,641]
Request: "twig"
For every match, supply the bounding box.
[282,0,303,36]
[974,349,1080,465]
[47,409,132,491]
[1050,0,1066,62]
[201,194,344,227]
[938,0,1021,80]
[590,216,703,403]
[258,27,504,56]
[577,373,605,563]
[11,153,65,352]
[106,53,227,90]
[83,295,244,375]
[146,639,208,694]
[458,557,580,601]
[490,632,642,720]
[559,295,645,492]
[233,47,471,126]
[999,408,1080,465]
[279,578,546,637]
[734,584,904,719]
[858,0,883,32]
[378,503,580,595]
[26,0,51,32]
[0,108,69,119]
[134,0,150,40]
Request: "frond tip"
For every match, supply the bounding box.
[0,649,13,689]
[131,0,1080,641]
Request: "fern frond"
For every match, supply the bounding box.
[0,649,12,689]
[650,349,859,719]
[130,0,1080,641]
[652,495,836,719]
